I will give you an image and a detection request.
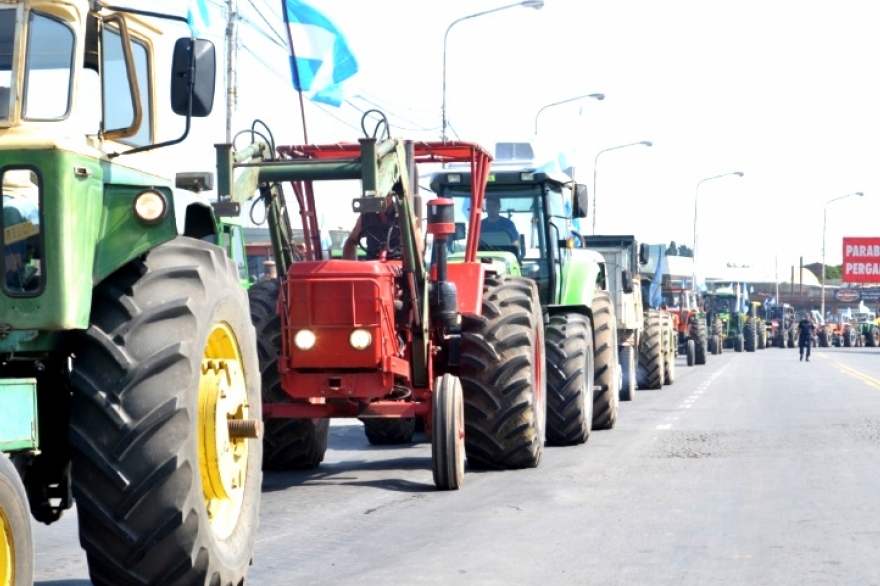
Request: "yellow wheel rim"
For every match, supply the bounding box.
[198,322,251,540]
[0,504,14,586]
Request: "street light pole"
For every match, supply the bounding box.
[821,191,863,319]
[534,93,604,135]
[591,141,652,235]
[693,171,744,288]
[441,0,544,141]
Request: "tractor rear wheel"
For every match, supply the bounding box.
[432,374,465,490]
[637,311,664,390]
[0,454,32,586]
[461,275,545,468]
[689,319,707,365]
[362,419,416,445]
[249,279,330,469]
[868,327,880,347]
[818,327,829,348]
[686,339,696,366]
[744,322,756,352]
[592,291,619,431]
[619,345,636,401]
[544,313,594,444]
[70,238,261,586]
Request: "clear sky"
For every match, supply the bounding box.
[151,0,880,275]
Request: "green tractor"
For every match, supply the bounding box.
[430,161,620,440]
[704,286,748,352]
[0,3,261,585]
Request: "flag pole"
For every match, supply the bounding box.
[282,1,309,144]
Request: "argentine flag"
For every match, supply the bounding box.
[187,0,211,38]
[283,0,359,107]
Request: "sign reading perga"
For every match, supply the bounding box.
[842,237,880,283]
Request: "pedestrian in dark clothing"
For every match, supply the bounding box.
[797,312,816,361]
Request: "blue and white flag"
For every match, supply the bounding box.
[283,0,359,107]
[649,244,666,308]
[187,0,211,38]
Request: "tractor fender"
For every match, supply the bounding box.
[558,249,604,310]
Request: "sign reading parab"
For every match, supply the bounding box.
[842,237,880,283]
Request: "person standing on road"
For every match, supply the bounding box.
[797,312,816,362]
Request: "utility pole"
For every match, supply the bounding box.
[225,0,238,143]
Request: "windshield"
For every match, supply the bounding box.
[0,8,75,122]
[708,295,736,313]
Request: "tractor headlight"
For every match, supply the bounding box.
[132,189,168,224]
[349,329,372,350]
[294,329,316,350]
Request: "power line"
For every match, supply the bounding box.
[243,0,287,46]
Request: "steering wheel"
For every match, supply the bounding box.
[358,223,402,259]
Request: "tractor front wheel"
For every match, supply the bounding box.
[545,313,594,444]
[432,374,465,490]
[686,339,696,366]
[0,454,32,586]
[619,345,636,401]
[637,311,665,390]
[592,291,619,430]
[70,238,261,586]
[461,275,545,468]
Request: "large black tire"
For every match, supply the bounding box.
[661,312,675,385]
[361,418,416,445]
[619,344,636,401]
[70,238,261,586]
[843,329,853,347]
[744,321,756,352]
[637,311,665,390]
[734,333,744,353]
[818,327,829,348]
[545,313,594,444]
[757,322,767,349]
[0,454,33,586]
[249,279,330,469]
[711,334,722,355]
[868,327,880,347]
[461,275,545,468]
[686,339,696,366]
[592,291,619,431]
[689,319,707,365]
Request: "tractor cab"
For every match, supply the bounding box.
[430,168,591,307]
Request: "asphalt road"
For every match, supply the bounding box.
[34,344,880,585]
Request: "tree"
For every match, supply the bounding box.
[667,241,678,255]
[825,265,842,280]
[677,244,693,258]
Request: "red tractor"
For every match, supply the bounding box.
[220,124,545,489]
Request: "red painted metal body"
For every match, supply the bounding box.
[263,141,493,423]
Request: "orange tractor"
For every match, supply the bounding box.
[220,123,546,490]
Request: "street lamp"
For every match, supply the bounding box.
[821,191,863,318]
[441,0,544,141]
[591,141,653,234]
[693,172,744,286]
[534,93,605,135]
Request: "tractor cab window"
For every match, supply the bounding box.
[0,8,14,121]
[2,168,42,295]
[24,11,74,120]
[102,22,152,146]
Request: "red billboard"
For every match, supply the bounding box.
[842,237,880,283]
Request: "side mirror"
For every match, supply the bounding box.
[171,38,216,117]
[572,184,589,219]
[621,269,633,294]
[638,242,650,265]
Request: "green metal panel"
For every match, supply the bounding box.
[0,378,38,452]
[0,150,178,340]
[559,249,601,309]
